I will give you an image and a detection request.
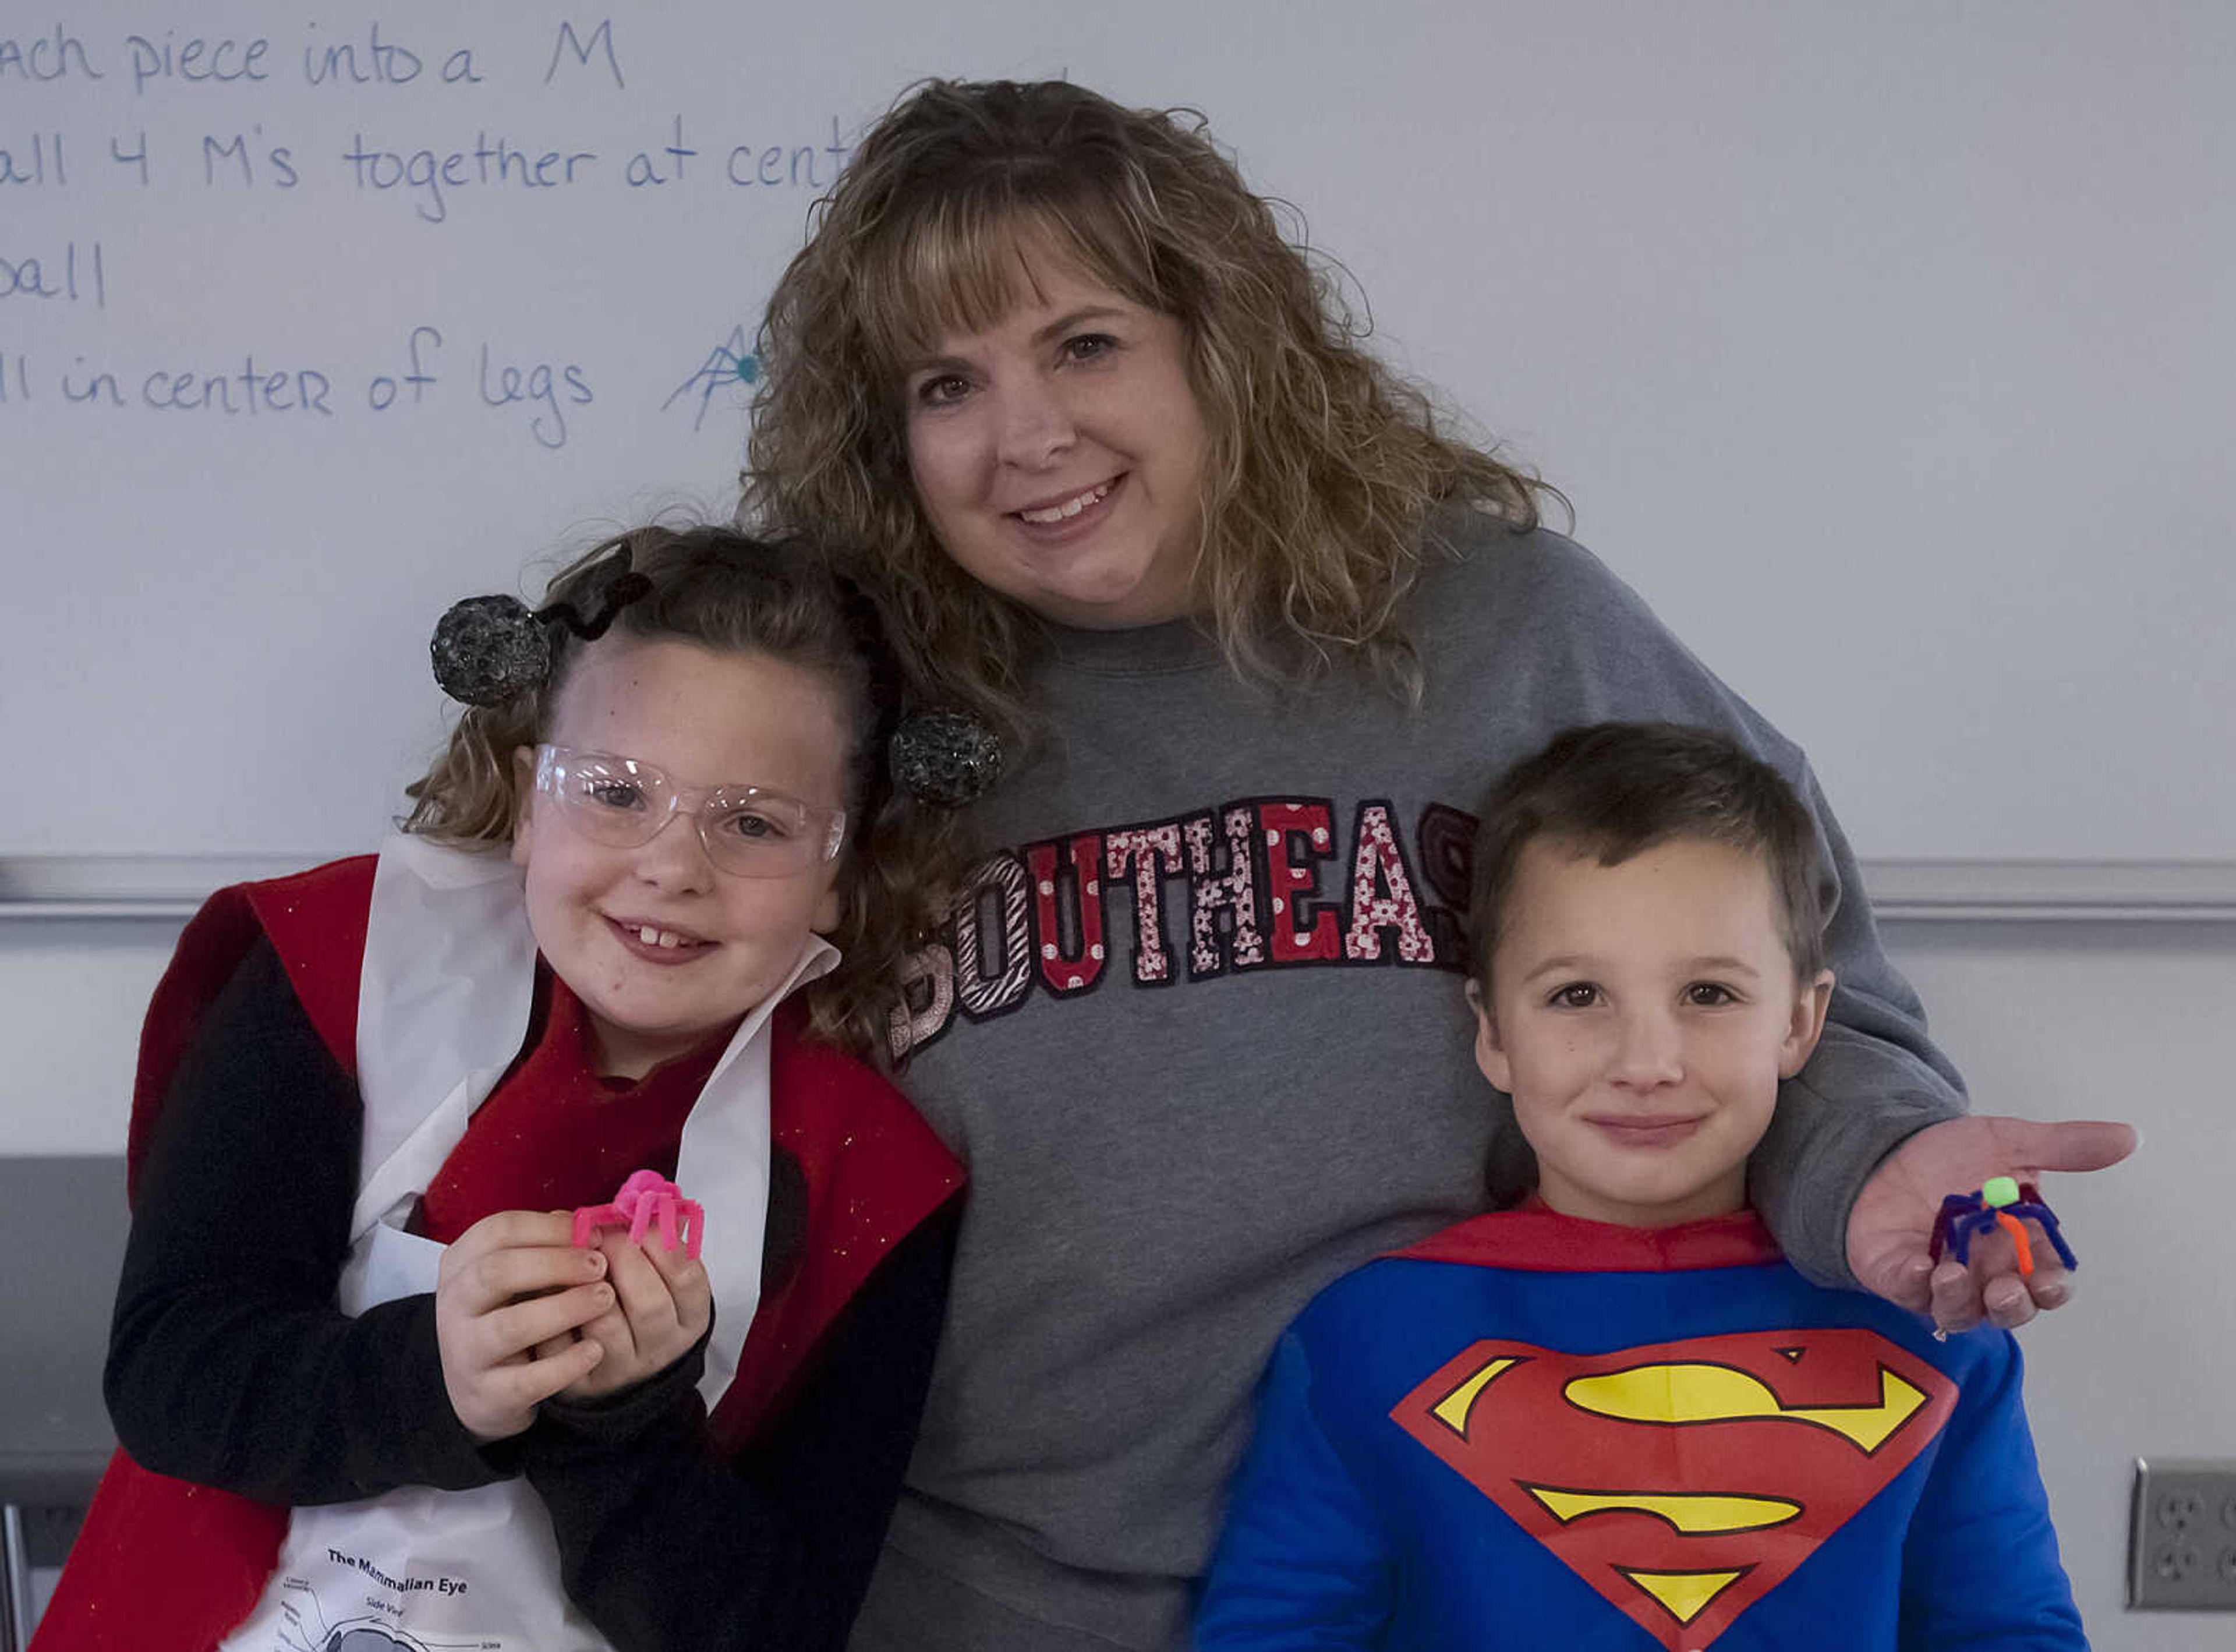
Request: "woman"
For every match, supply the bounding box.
[742,79,2131,1652]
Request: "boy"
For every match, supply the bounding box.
[1195,723,2084,1650]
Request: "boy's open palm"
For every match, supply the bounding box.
[436,1209,614,1440]
[545,1233,713,1400]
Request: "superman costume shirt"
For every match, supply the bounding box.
[1194,1207,2083,1650]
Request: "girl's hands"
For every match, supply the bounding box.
[435,1210,613,1441]
[543,1232,713,1402]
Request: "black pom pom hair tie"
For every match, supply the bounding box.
[888,708,1004,809]
[429,549,653,708]
[429,547,1003,808]
[831,571,1006,810]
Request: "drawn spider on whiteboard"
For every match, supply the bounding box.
[664,324,759,431]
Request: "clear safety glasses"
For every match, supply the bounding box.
[533,746,846,879]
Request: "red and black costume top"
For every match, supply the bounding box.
[36,857,964,1652]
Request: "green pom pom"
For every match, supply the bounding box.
[1982,1175,2021,1208]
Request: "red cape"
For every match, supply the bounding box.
[38,856,962,1651]
[1390,1204,1782,1272]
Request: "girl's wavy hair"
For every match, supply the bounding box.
[742,77,1557,736]
[401,524,960,1060]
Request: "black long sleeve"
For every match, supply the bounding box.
[105,936,503,1501]
[522,1194,961,1652]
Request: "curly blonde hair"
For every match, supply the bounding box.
[742,78,1555,732]
[402,524,963,1060]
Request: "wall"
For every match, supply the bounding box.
[1885,918,2236,1649]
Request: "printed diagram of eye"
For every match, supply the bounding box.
[664,324,760,430]
[276,1605,430,1652]
[270,1579,447,1652]
[321,1626,423,1652]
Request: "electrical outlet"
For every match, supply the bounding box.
[2129,1458,2236,1609]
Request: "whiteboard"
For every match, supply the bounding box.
[9,1,2233,864]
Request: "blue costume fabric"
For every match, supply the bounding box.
[1195,1208,2084,1650]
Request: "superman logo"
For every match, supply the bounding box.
[1388,1329,1956,1649]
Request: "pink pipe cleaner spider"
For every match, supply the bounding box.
[572,1169,704,1260]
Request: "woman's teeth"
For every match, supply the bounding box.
[1017,481,1113,524]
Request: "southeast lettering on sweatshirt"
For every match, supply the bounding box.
[890,795,1474,1058]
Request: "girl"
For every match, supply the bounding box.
[738,79,2132,1651]
[40,528,966,1652]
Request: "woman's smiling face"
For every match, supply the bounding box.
[901,256,1210,631]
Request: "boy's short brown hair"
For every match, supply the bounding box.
[1467,722,1830,992]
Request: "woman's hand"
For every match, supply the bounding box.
[1846,1115,2138,1333]
[544,1232,713,1401]
[435,1209,613,1440]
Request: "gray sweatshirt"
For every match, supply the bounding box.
[847,515,1964,1651]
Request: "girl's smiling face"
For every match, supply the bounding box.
[1473,836,1833,1229]
[511,635,851,1079]
[901,256,1210,631]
